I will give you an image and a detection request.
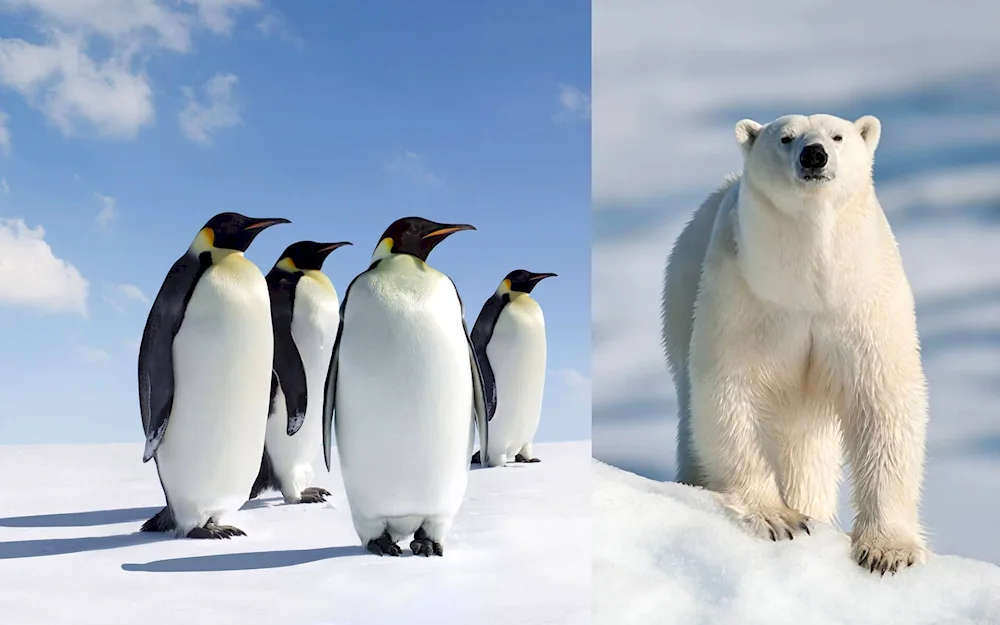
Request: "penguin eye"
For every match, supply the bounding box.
[833,134,843,142]
[780,136,793,144]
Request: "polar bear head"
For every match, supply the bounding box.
[733,114,881,213]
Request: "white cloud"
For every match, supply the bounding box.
[386,151,444,188]
[179,72,242,145]
[0,33,155,139]
[255,11,302,46]
[550,369,592,401]
[182,0,261,35]
[593,0,1000,204]
[0,218,88,314]
[94,192,116,229]
[103,282,149,313]
[0,0,262,139]
[0,109,10,155]
[76,345,110,364]
[554,83,591,124]
[0,178,8,194]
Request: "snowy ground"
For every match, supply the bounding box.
[594,460,1000,625]
[593,0,1000,566]
[0,441,589,625]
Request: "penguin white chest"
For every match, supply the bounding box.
[336,259,472,523]
[486,295,547,459]
[156,254,274,531]
[266,272,340,486]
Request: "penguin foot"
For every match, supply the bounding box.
[366,531,402,557]
[470,451,482,466]
[410,527,444,557]
[298,487,331,504]
[187,523,247,539]
[514,454,541,463]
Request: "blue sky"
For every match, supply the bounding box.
[0,0,591,445]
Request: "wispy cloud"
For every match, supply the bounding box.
[550,368,592,401]
[0,110,10,155]
[76,345,110,364]
[0,218,89,315]
[0,178,8,195]
[94,192,117,230]
[179,73,243,145]
[256,12,303,47]
[0,1,262,140]
[103,282,149,313]
[386,151,445,188]
[554,83,591,124]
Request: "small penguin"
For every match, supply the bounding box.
[469,270,557,467]
[249,240,352,505]
[322,216,495,557]
[138,212,292,539]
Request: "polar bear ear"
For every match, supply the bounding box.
[854,116,882,154]
[734,119,763,159]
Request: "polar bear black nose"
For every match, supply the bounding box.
[799,144,828,169]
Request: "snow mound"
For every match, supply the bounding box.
[593,460,1000,625]
[0,441,590,624]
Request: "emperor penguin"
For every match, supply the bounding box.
[138,212,293,539]
[470,270,557,467]
[322,216,495,557]
[249,240,352,505]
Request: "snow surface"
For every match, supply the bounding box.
[593,460,1000,625]
[0,441,590,625]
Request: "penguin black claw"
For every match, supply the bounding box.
[410,527,443,557]
[302,486,332,498]
[470,451,482,465]
[366,531,402,557]
[187,522,246,539]
[298,491,328,504]
[514,454,542,463]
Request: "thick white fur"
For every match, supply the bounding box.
[156,252,273,537]
[264,270,340,502]
[335,254,473,546]
[484,292,547,466]
[662,114,929,570]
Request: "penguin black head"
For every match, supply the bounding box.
[275,240,353,273]
[193,212,291,254]
[372,216,476,263]
[497,270,558,296]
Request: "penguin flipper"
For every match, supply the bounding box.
[448,278,495,466]
[323,271,364,472]
[266,272,309,436]
[138,253,209,462]
[469,295,502,423]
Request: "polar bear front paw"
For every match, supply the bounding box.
[852,536,927,576]
[741,506,812,542]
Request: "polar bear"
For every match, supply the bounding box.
[661,114,929,575]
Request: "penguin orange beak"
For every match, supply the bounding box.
[319,241,353,253]
[244,217,292,230]
[529,272,558,281]
[422,223,476,239]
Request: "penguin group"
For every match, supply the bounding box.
[136,211,557,557]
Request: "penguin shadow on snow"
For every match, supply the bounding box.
[0,506,162,529]
[0,520,173,561]
[121,545,365,573]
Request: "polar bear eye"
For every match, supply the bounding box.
[833,134,843,142]
[780,136,793,144]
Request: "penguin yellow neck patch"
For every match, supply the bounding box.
[304,269,336,294]
[496,279,512,295]
[371,237,394,262]
[277,257,298,273]
[190,227,215,255]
